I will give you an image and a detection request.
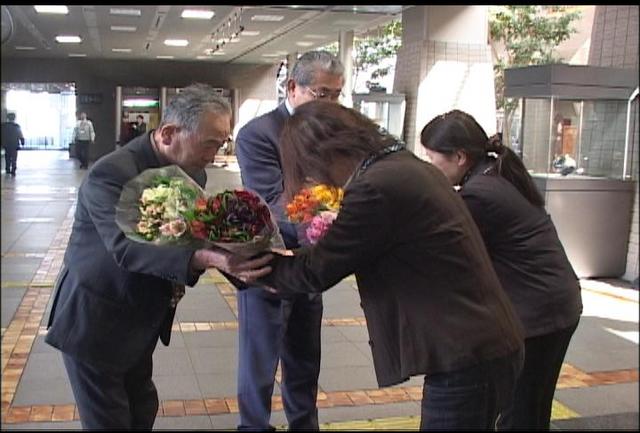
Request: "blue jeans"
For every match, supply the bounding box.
[420,349,524,430]
[237,287,322,430]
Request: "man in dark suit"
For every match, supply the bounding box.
[1,112,25,176]
[45,83,273,430]
[234,51,344,430]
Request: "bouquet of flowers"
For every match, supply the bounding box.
[285,184,343,245]
[116,165,278,257]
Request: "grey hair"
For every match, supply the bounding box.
[290,51,344,86]
[161,83,231,135]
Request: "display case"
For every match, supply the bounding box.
[504,64,639,278]
[353,93,406,140]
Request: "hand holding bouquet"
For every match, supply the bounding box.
[285,184,343,245]
[116,165,277,257]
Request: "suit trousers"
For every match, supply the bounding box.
[237,287,322,431]
[499,321,580,430]
[76,140,90,168]
[4,147,17,175]
[62,338,159,430]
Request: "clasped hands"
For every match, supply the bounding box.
[190,248,294,293]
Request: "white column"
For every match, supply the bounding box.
[394,6,496,157]
[160,87,167,119]
[115,86,122,148]
[339,30,354,108]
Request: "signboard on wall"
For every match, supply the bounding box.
[78,93,103,104]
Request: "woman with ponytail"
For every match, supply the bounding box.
[421,109,583,431]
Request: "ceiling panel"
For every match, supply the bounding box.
[2,5,407,64]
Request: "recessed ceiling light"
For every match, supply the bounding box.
[196,56,210,60]
[164,39,189,47]
[112,48,132,53]
[109,8,141,17]
[55,35,82,43]
[242,30,260,36]
[34,5,69,14]
[181,9,214,19]
[15,46,36,50]
[156,55,174,59]
[110,25,137,32]
[296,41,314,47]
[68,53,87,57]
[251,15,284,22]
[262,53,280,57]
[304,34,327,40]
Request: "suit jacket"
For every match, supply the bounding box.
[235,103,298,248]
[1,121,25,151]
[45,132,205,372]
[460,160,582,338]
[260,149,524,387]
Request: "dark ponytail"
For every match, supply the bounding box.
[485,132,545,207]
[421,110,545,207]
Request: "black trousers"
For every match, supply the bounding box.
[4,147,17,174]
[76,140,90,168]
[500,321,580,430]
[62,339,159,430]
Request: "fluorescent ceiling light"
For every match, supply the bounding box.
[303,34,327,39]
[110,25,137,32]
[55,35,82,43]
[296,41,314,47]
[181,9,214,19]
[156,55,174,59]
[34,5,69,14]
[164,39,189,47]
[112,48,132,53]
[15,46,36,50]
[68,53,87,57]
[251,15,284,22]
[242,30,260,36]
[262,53,280,57]
[109,8,141,17]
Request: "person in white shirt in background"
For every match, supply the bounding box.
[73,111,95,169]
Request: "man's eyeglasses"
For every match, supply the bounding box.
[203,135,233,149]
[306,87,343,101]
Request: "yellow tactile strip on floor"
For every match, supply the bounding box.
[2,364,637,424]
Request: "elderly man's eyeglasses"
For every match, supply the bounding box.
[203,135,233,149]
[306,87,343,101]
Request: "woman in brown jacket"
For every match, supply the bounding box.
[242,101,525,430]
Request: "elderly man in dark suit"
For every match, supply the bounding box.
[45,83,273,430]
[234,51,344,430]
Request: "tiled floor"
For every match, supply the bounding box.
[1,150,638,430]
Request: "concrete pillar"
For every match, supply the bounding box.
[393,5,496,158]
[339,30,354,108]
[115,86,122,147]
[160,87,167,119]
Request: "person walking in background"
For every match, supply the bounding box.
[420,109,582,430]
[239,101,524,431]
[45,83,273,430]
[133,114,147,138]
[118,112,134,146]
[1,112,25,177]
[234,50,345,431]
[72,111,95,169]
